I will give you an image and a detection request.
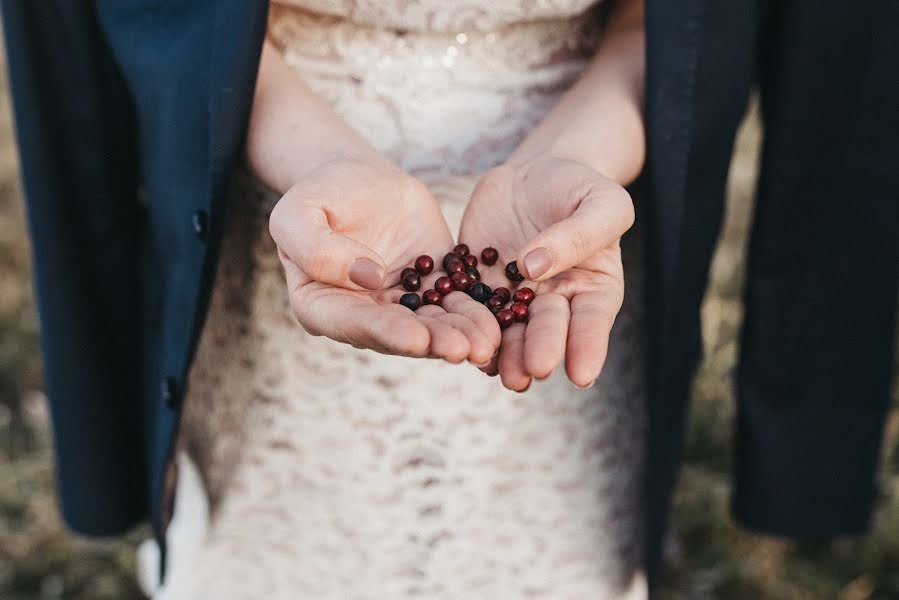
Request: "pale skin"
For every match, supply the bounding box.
[246,0,645,390]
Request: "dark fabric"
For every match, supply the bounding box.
[733,0,899,536]
[1,0,269,552]
[643,0,759,580]
[1,1,146,535]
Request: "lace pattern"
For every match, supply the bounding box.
[156,2,648,598]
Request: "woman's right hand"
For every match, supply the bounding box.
[269,156,501,365]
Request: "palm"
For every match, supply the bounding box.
[276,160,500,364]
[459,159,630,390]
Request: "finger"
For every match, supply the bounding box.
[416,305,471,363]
[478,353,499,376]
[293,285,431,357]
[441,292,502,358]
[270,199,387,291]
[523,293,570,380]
[565,288,623,387]
[498,323,531,392]
[516,183,634,281]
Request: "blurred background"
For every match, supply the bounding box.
[0,43,896,600]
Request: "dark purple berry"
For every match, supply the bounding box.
[399,293,421,311]
[422,289,442,306]
[446,260,466,275]
[465,267,481,281]
[505,260,524,282]
[401,267,418,280]
[442,252,462,269]
[468,282,492,303]
[496,309,515,329]
[435,276,453,296]
[402,272,421,291]
[481,247,499,266]
[493,287,511,303]
[415,255,434,275]
[450,271,471,291]
[512,287,534,306]
[453,243,470,257]
[510,302,528,322]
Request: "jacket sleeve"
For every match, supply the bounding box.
[1,1,147,535]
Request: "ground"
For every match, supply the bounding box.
[0,54,896,600]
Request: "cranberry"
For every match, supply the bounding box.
[453,243,470,257]
[402,272,421,291]
[463,254,478,269]
[493,287,511,303]
[422,289,442,306]
[485,295,505,311]
[414,255,434,275]
[435,276,453,296]
[510,302,528,322]
[442,252,462,269]
[401,267,418,280]
[465,267,481,281]
[446,260,466,275]
[490,304,504,315]
[481,247,499,266]
[495,308,515,329]
[505,260,524,282]
[399,293,421,311]
[512,287,534,306]
[450,271,471,291]
[468,282,492,303]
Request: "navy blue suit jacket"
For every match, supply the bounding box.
[3,0,896,583]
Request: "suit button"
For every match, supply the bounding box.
[161,377,179,410]
[192,210,208,241]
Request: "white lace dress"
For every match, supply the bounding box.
[139,2,647,599]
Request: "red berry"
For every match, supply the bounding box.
[450,271,471,291]
[505,260,524,282]
[453,243,470,257]
[495,309,515,328]
[446,260,466,275]
[415,255,434,275]
[422,289,442,306]
[402,272,421,291]
[493,287,511,303]
[512,287,534,306]
[490,304,504,315]
[510,302,528,322]
[442,252,462,269]
[435,276,453,295]
[401,267,418,280]
[485,295,505,311]
[463,254,478,269]
[481,247,499,266]
[399,293,421,311]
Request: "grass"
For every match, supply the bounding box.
[0,58,896,600]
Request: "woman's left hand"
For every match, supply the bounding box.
[459,155,635,391]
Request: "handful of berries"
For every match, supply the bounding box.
[397,244,535,329]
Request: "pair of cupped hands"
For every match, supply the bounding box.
[269,152,635,392]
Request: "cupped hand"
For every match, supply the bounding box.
[270,157,500,364]
[459,156,635,390]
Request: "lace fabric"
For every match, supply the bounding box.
[151,2,648,598]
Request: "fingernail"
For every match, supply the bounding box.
[523,247,553,280]
[349,257,385,290]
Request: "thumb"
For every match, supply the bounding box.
[269,199,387,291]
[516,180,634,281]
